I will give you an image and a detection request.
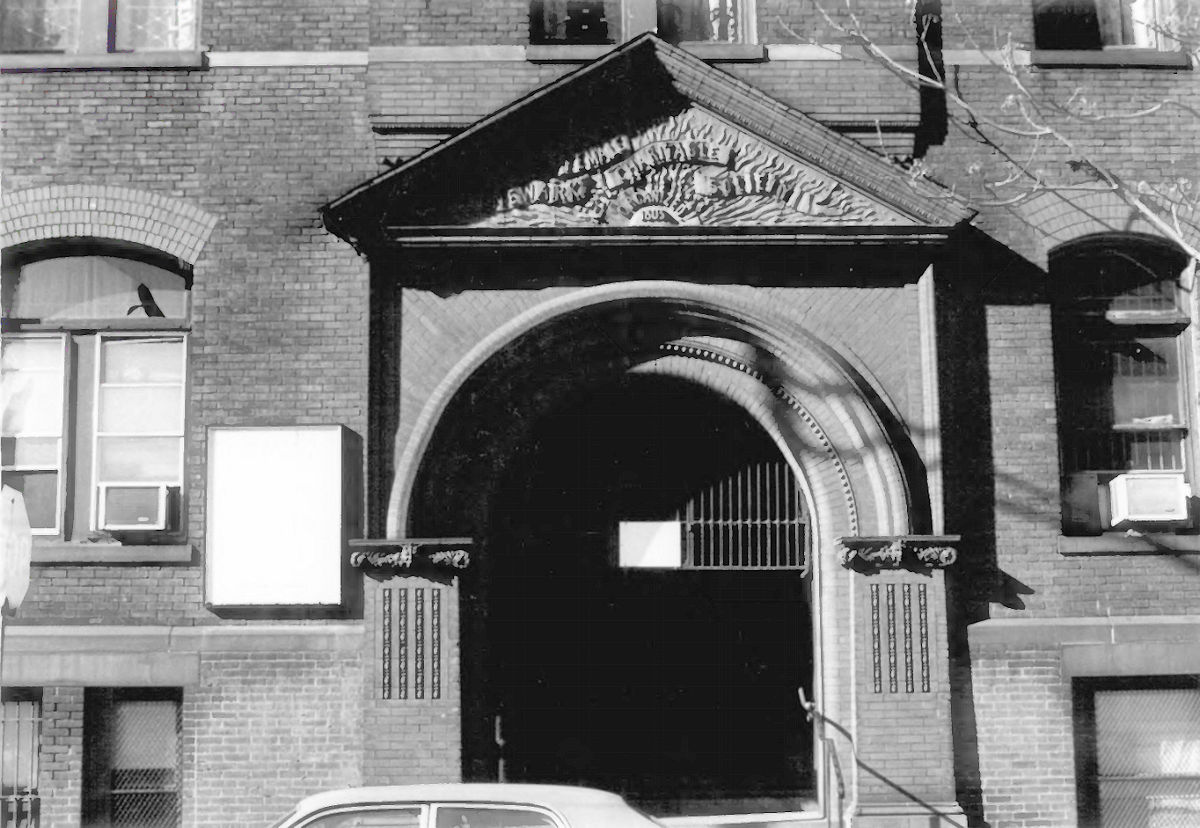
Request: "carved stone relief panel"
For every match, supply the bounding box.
[475,107,912,228]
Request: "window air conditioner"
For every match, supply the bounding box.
[99,483,169,531]
[1108,472,1191,526]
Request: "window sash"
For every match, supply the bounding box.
[1,335,67,535]
[92,336,185,529]
[530,0,754,45]
[0,0,196,54]
[1058,329,1189,476]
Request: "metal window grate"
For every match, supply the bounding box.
[0,691,41,828]
[679,460,807,570]
[108,698,180,828]
[85,690,181,828]
[1076,678,1200,828]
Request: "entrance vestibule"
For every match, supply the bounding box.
[482,375,814,816]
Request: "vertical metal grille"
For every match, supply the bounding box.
[680,460,807,570]
[0,691,40,828]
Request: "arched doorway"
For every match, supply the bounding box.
[405,297,836,817]
[486,374,813,815]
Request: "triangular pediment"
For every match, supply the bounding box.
[324,35,974,250]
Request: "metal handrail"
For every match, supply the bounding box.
[799,688,845,828]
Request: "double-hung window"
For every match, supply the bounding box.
[1053,238,1193,534]
[1,252,189,542]
[1034,0,1178,50]
[0,0,196,54]
[530,0,755,46]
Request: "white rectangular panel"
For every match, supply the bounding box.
[619,521,683,568]
[207,426,354,606]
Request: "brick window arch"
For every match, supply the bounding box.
[2,242,190,542]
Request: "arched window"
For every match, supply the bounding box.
[1052,236,1193,534]
[2,248,189,541]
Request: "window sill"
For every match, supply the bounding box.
[0,50,206,72]
[526,42,765,63]
[1058,533,1200,555]
[31,542,194,565]
[5,318,190,332]
[1032,48,1191,69]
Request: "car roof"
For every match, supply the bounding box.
[294,784,628,814]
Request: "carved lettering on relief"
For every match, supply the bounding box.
[477,109,897,228]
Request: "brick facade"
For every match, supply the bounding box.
[4,0,1199,826]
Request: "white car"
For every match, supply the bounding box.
[270,784,664,828]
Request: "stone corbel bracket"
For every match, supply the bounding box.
[349,537,473,572]
[836,535,960,574]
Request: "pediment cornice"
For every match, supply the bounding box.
[323,34,974,252]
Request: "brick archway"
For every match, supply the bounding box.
[391,280,921,545]
[0,185,218,265]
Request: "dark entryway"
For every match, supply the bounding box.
[484,375,814,815]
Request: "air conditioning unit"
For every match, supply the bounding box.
[99,483,169,531]
[1108,472,1191,526]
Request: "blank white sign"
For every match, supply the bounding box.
[207,426,349,606]
[619,521,683,568]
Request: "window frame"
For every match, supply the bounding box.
[0,0,199,56]
[528,0,757,47]
[1,334,69,536]
[1051,236,1196,536]
[431,803,567,828]
[295,804,428,828]
[1,687,42,828]
[1073,674,1200,828]
[1033,0,1181,51]
[2,244,191,546]
[83,687,183,828]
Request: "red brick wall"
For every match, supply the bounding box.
[971,647,1077,827]
[204,0,370,50]
[39,688,84,828]
[185,650,365,828]
[19,568,207,625]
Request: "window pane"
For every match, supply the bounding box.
[1,338,64,437]
[97,437,182,482]
[102,338,184,384]
[113,701,177,770]
[531,0,617,43]
[3,337,64,371]
[12,257,187,320]
[1,374,64,435]
[3,469,59,530]
[1,695,41,792]
[435,807,557,828]
[115,0,196,50]
[307,808,424,828]
[1111,337,1181,425]
[0,0,80,52]
[99,387,183,434]
[657,0,744,43]
[1,436,60,467]
[1096,688,1200,826]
